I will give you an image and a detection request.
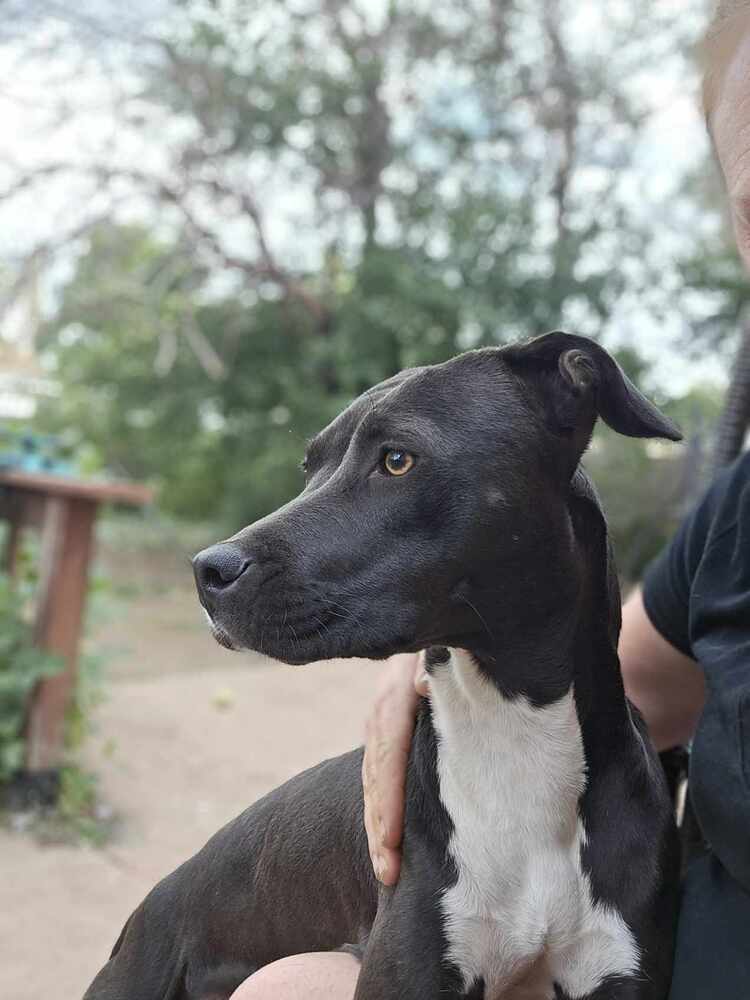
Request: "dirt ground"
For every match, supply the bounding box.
[1,544,388,1000]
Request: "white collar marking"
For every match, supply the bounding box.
[426,648,640,1000]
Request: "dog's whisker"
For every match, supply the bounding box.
[326,598,365,627]
[288,621,300,657]
[460,595,495,645]
[259,611,272,657]
[326,605,359,627]
[310,614,330,639]
[278,605,289,649]
[319,597,372,648]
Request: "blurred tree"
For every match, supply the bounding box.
[587,383,723,584]
[676,157,750,473]
[3,2,705,347]
[35,223,465,524]
[8,0,718,551]
[38,217,723,585]
[136,0,703,340]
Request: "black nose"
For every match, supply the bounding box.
[193,544,251,599]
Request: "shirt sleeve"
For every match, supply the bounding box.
[641,455,747,657]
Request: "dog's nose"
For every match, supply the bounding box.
[193,544,251,599]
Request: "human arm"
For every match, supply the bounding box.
[619,586,705,752]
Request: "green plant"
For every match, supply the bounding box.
[54,765,112,846]
[65,649,105,753]
[0,573,63,783]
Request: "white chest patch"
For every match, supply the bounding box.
[426,649,639,1000]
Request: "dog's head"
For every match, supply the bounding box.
[194,332,680,665]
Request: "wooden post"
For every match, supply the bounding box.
[0,469,152,771]
[25,497,97,770]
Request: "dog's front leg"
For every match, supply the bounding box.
[563,980,661,1000]
[354,867,467,1000]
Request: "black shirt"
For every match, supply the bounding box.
[643,451,750,894]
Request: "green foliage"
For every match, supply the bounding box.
[64,651,105,754]
[0,573,63,783]
[37,220,727,554]
[676,164,750,351]
[589,382,723,583]
[54,766,111,847]
[36,229,474,527]
[31,0,727,547]
[587,432,683,583]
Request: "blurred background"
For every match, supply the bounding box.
[0,1,746,996]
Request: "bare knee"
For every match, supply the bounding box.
[229,952,360,1000]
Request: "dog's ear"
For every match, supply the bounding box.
[502,331,682,443]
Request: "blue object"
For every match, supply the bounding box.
[0,427,77,477]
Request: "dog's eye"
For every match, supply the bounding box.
[382,449,415,477]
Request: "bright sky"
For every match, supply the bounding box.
[0,0,731,394]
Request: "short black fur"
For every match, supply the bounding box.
[85,333,681,1000]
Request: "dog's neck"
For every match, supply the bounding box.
[431,472,633,776]
[427,648,587,817]
[425,648,588,903]
[447,596,629,733]
[423,648,642,997]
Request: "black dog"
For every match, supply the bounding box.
[84,332,681,1000]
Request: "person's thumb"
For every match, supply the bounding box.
[414,668,430,696]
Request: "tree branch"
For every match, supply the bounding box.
[0,159,330,325]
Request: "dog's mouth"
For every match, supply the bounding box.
[201,608,241,651]
[210,622,239,651]
[203,603,346,661]
[200,576,438,664]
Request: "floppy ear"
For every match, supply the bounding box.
[502,331,682,443]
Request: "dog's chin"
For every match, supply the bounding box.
[205,619,331,663]
[201,610,241,652]
[218,630,417,666]
[210,622,241,651]
[205,609,439,664]
[252,633,430,666]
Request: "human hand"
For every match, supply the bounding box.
[362,653,429,886]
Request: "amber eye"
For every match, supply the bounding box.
[383,449,415,476]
